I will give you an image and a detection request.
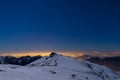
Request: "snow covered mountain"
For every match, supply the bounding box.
[0,52,120,80]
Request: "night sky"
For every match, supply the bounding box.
[0,0,120,52]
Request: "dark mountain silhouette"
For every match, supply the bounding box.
[87,56,120,73]
[0,55,42,66]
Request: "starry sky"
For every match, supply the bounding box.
[0,0,120,53]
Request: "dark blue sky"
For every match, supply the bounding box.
[0,0,120,52]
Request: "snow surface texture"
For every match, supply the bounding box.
[0,53,120,80]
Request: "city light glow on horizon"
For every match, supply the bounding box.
[0,51,120,58]
[0,51,84,58]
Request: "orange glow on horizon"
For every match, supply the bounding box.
[0,51,84,58]
[0,51,119,58]
[0,52,51,57]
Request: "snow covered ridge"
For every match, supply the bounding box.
[0,52,120,80]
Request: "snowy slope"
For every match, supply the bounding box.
[0,53,120,80]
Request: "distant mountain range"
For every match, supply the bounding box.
[86,56,120,73]
[0,55,41,65]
